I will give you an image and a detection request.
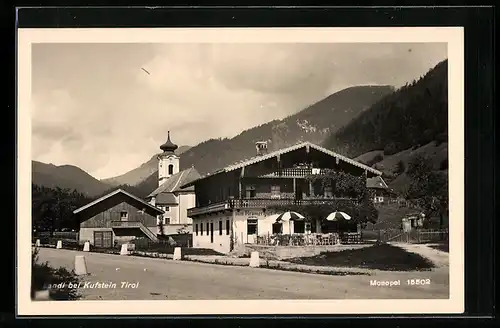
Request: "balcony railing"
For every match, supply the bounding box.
[230,198,356,208]
[186,201,232,217]
[111,221,143,228]
[259,167,313,178]
[187,197,357,217]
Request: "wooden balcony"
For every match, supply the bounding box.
[187,197,357,217]
[258,167,316,178]
[186,201,232,217]
[229,198,356,208]
[111,221,143,228]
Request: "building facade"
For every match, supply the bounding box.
[182,141,382,253]
[146,131,201,235]
[74,189,164,247]
[366,176,394,204]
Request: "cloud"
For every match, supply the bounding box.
[30,42,447,179]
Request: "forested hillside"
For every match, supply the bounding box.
[323,59,448,158]
[133,85,394,195]
[32,184,92,231]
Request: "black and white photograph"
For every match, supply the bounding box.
[17,27,464,315]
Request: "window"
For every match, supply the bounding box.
[324,186,333,198]
[245,185,256,198]
[164,217,171,225]
[247,218,258,235]
[200,223,203,235]
[294,221,305,233]
[120,211,128,221]
[226,220,230,235]
[195,224,199,236]
[219,221,223,235]
[271,185,281,199]
[168,164,174,175]
[164,206,170,212]
[206,222,210,235]
[272,222,283,234]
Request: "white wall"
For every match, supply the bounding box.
[192,214,232,253]
[158,154,179,185]
[177,192,195,225]
[157,203,179,225]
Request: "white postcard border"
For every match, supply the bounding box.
[17,27,464,316]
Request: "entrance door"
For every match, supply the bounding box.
[94,231,113,248]
[210,222,214,243]
[295,181,303,200]
[247,218,258,243]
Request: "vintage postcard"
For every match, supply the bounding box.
[17,27,464,316]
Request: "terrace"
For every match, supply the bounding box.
[187,197,358,217]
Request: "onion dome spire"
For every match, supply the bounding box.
[160,131,178,153]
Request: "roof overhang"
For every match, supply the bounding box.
[180,142,382,188]
[73,189,164,215]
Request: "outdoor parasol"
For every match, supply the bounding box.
[276,211,305,222]
[325,211,352,221]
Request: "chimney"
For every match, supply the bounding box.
[255,141,268,156]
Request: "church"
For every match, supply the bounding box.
[146,131,201,235]
[73,132,200,247]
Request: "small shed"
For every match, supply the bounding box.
[401,212,425,232]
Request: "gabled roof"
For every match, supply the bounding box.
[181,141,382,188]
[147,167,201,198]
[366,176,389,189]
[73,189,164,215]
[155,192,178,205]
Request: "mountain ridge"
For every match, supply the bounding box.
[32,161,111,197]
[133,85,394,195]
[101,145,191,186]
[32,85,395,197]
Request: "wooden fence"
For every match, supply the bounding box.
[33,231,79,243]
[362,229,449,244]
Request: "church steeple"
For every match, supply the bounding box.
[160,131,178,153]
[158,131,180,187]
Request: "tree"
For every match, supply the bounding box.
[395,160,406,174]
[405,154,448,231]
[157,216,165,237]
[32,184,91,232]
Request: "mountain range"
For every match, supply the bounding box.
[101,145,191,187]
[32,58,449,199]
[129,85,395,196]
[32,161,110,197]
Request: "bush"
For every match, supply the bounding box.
[395,160,406,174]
[31,248,82,300]
[131,238,223,256]
[367,154,384,167]
[383,143,401,156]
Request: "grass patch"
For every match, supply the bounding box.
[31,248,82,300]
[285,243,435,271]
[137,247,224,256]
[428,243,449,253]
[259,265,369,276]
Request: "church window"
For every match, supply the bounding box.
[168,164,174,175]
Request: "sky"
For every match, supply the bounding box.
[31,42,447,179]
